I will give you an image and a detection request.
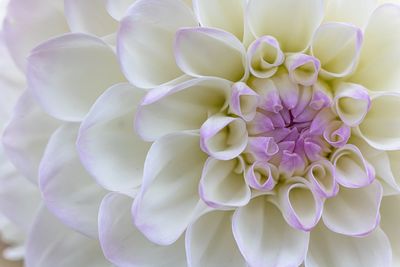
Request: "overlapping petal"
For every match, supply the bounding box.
[117,0,197,88]
[27,33,125,121]
[132,132,208,245]
[77,83,150,195]
[99,193,187,267]
[39,123,107,238]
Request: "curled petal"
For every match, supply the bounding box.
[272,70,300,109]
[200,115,248,160]
[285,54,321,86]
[77,83,150,196]
[39,124,107,238]
[306,223,392,267]
[333,82,371,127]
[331,144,375,188]
[136,77,231,141]
[245,136,279,162]
[322,180,382,236]
[193,0,245,40]
[175,27,247,82]
[305,160,338,198]
[199,158,250,209]
[99,193,187,267]
[247,0,323,52]
[358,92,400,150]
[245,161,278,191]
[350,4,400,91]
[132,132,208,245]
[277,178,323,231]
[65,0,118,36]
[323,121,351,148]
[311,22,363,78]
[27,33,125,121]
[117,0,197,88]
[230,82,259,121]
[232,197,309,267]
[186,211,246,267]
[247,35,284,78]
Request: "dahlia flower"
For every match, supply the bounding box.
[1,0,400,267]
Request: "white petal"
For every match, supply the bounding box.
[380,194,400,266]
[350,4,400,91]
[132,132,208,245]
[135,77,231,141]
[229,82,259,122]
[175,27,247,82]
[311,22,363,78]
[323,0,377,28]
[39,123,107,238]
[232,197,309,267]
[25,206,112,267]
[322,180,382,236]
[331,144,375,188]
[3,0,68,70]
[2,91,61,184]
[117,0,197,88]
[186,211,246,267]
[65,0,118,36]
[199,158,250,208]
[284,54,320,86]
[0,150,41,233]
[305,160,338,198]
[106,0,136,20]
[99,193,187,267]
[278,178,323,231]
[247,0,324,52]
[333,83,370,126]
[200,115,248,160]
[27,33,125,121]
[193,0,245,40]
[77,83,150,196]
[306,223,392,267]
[358,92,400,150]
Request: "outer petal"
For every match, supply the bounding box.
[232,196,309,267]
[132,132,208,245]
[199,158,250,208]
[106,0,136,21]
[323,0,377,28]
[350,4,400,91]
[117,0,197,88]
[358,93,400,150]
[186,211,246,267]
[380,195,400,266]
[247,0,324,52]
[3,0,68,70]
[99,193,187,267]
[39,123,107,238]
[77,83,150,195]
[306,223,392,267]
[27,33,125,121]
[135,77,230,141]
[193,0,245,40]
[25,206,112,267]
[322,180,382,236]
[311,22,363,78]
[65,0,117,37]
[2,91,60,184]
[175,27,247,82]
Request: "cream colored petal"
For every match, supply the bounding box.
[380,194,400,266]
[193,0,245,40]
[350,4,400,91]
[247,0,324,52]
